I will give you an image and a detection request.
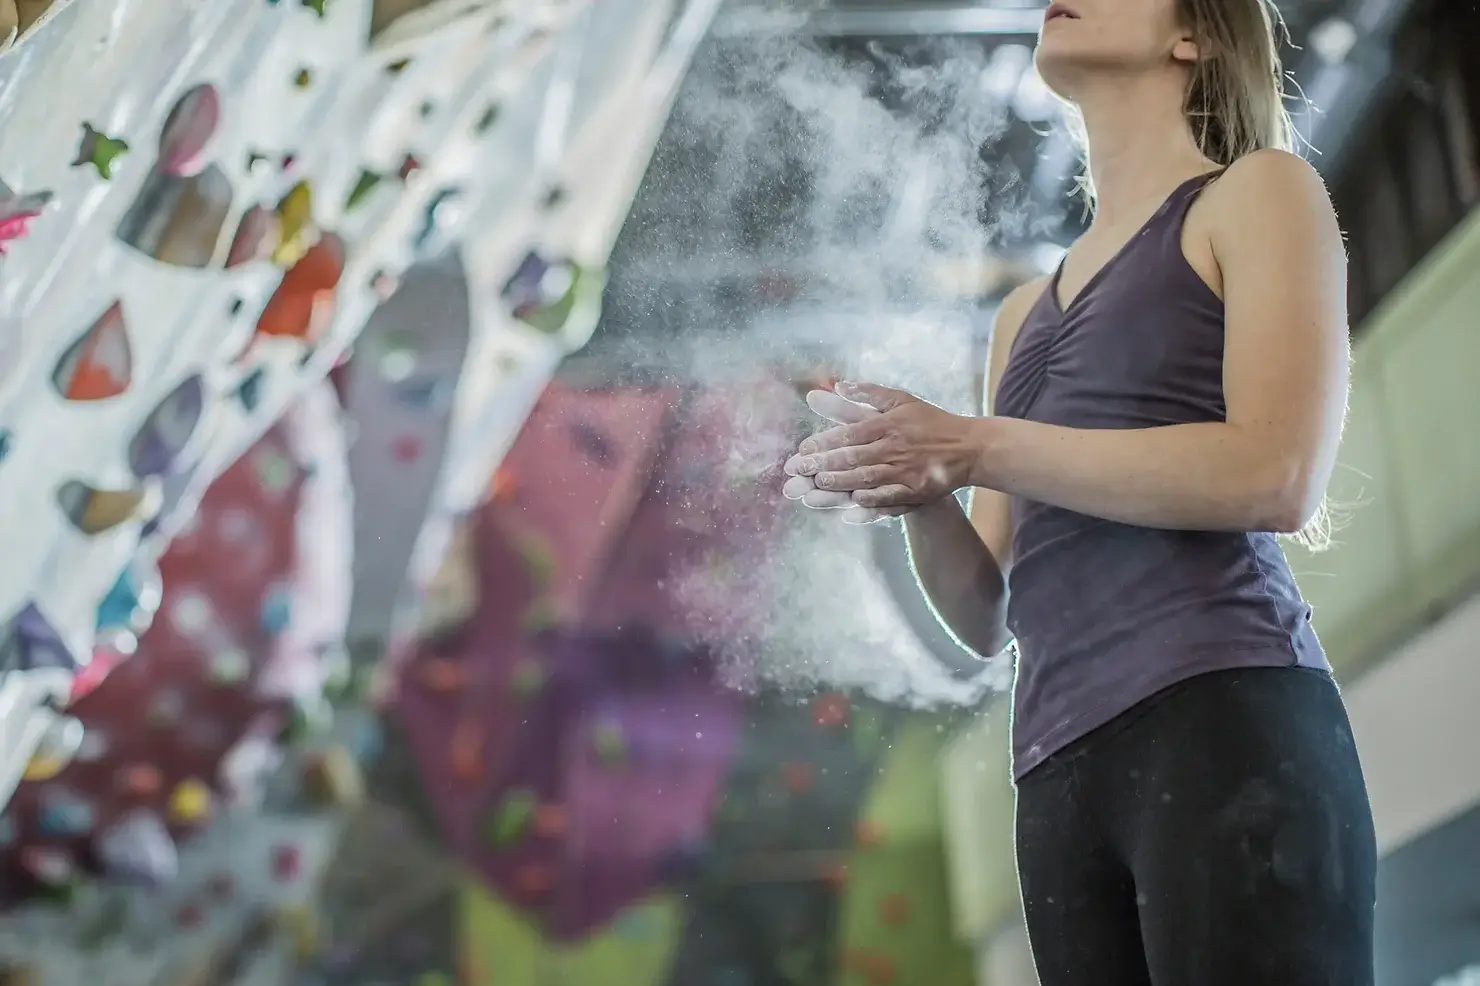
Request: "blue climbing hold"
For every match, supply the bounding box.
[237,367,266,411]
[259,584,292,635]
[38,791,96,836]
[96,570,142,632]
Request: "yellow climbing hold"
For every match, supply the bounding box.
[168,778,213,824]
[272,181,317,267]
[276,903,320,957]
[22,751,66,782]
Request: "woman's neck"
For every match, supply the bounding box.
[1075,73,1214,225]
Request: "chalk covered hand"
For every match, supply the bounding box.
[784,383,982,510]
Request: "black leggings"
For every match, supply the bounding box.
[1015,666,1376,986]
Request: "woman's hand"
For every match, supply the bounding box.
[783,382,984,510]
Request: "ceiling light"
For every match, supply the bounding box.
[1309,17,1358,65]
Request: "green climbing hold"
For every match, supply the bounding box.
[487,789,537,847]
[508,658,546,700]
[300,0,328,16]
[520,597,561,635]
[592,719,626,767]
[345,170,382,212]
[74,124,129,179]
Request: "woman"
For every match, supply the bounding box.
[782,0,1375,982]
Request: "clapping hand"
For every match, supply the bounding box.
[782,383,982,519]
[780,388,901,525]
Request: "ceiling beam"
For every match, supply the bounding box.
[710,2,1045,38]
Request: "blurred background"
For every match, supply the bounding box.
[0,0,1475,984]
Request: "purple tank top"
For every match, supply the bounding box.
[994,171,1329,780]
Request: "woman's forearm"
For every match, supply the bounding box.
[902,498,1012,658]
[967,416,1319,533]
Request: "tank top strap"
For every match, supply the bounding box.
[1159,168,1227,226]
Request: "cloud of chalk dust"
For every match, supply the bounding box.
[641,28,1021,708]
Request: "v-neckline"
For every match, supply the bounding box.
[1049,170,1223,315]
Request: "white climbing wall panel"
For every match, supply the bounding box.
[0,0,721,830]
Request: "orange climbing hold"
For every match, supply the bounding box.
[811,692,850,729]
[514,862,552,898]
[53,301,132,400]
[879,891,911,926]
[254,233,344,343]
[532,803,567,839]
[854,819,884,849]
[450,720,482,782]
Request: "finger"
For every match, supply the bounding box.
[792,440,889,476]
[802,489,853,509]
[797,419,886,457]
[849,484,915,507]
[781,475,814,500]
[806,389,880,425]
[835,381,913,411]
[841,505,892,525]
[812,466,895,492]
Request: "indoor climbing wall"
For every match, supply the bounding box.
[0,384,360,985]
[377,380,795,973]
[0,0,717,816]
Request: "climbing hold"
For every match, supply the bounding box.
[514,863,552,899]
[520,597,561,634]
[52,300,132,400]
[225,205,277,267]
[256,448,297,494]
[24,717,84,781]
[73,123,129,179]
[473,103,500,135]
[129,374,205,476]
[158,84,221,177]
[880,892,911,926]
[0,180,53,253]
[811,692,851,730]
[277,903,321,957]
[532,802,566,839]
[344,170,382,212]
[259,583,292,634]
[96,810,178,886]
[396,154,420,182]
[375,328,418,380]
[37,789,96,836]
[393,376,452,411]
[508,658,545,700]
[271,843,302,881]
[450,720,482,783]
[117,763,163,796]
[414,187,460,251]
[488,467,516,503]
[56,481,149,535]
[148,688,186,726]
[293,67,313,89]
[236,367,266,410]
[854,819,884,849]
[272,180,316,267]
[176,902,204,928]
[370,268,399,299]
[281,692,333,744]
[256,233,344,341]
[591,718,627,767]
[301,745,364,808]
[391,434,422,462]
[21,846,75,886]
[300,0,327,16]
[96,567,145,632]
[208,647,250,686]
[418,657,466,693]
[781,761,814,794]
[167,778,214,824]
[487,789,537,847]
[2,603,80,672]
[246,150,271,172]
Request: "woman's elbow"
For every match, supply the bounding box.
[1254,467,1327,535]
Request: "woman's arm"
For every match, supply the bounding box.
[901,278,1044,658]
[800,150,1350,534]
